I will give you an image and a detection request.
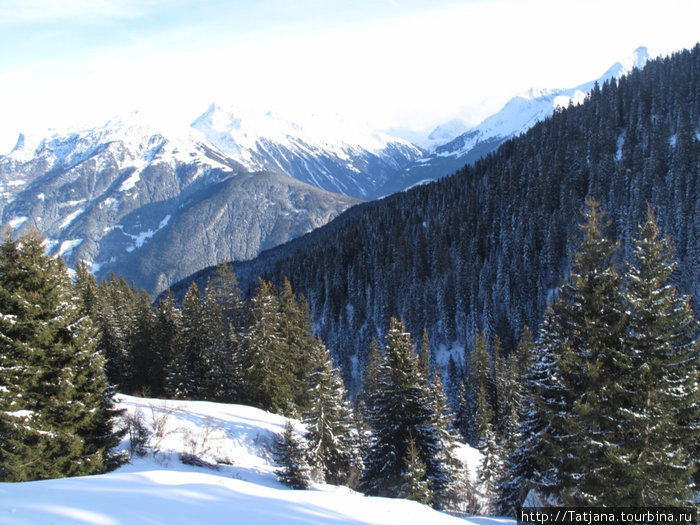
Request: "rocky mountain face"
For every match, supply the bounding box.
[190,103,423,199]
[0,114,359,296]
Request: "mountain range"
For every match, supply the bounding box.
[376,46,652,196]
[0,47,654,296]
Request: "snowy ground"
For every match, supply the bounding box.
[0,395,515,525]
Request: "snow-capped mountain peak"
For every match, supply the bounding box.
[598,46,653,82]
[190,102,422,198]
[376,46,656,196]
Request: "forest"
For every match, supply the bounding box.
[170,45,700,395]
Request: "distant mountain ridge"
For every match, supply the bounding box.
[190,103,423,199]
[376,47,653,196]
[0,113,360,296]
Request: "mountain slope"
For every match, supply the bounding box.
[0,395,492,525]
[170,45,699,391]
[0,114,359,296]
[191,103,423,199]
[377,47,653,196]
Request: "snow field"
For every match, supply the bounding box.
[0,395,513,525]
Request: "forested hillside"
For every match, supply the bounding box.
[175,45,699,390]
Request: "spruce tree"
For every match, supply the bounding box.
[360,318,449,504]
[166,282,207,399]
[0,231,124,481]
[621,206,700,504]
[239,279,291,413]
[272,420,311,489]
[478,421,505,515]
[303,338,356,485]
[496,325,545,516]
[401,435,433,505]
[154,290,181,398]
[536,198,629,505]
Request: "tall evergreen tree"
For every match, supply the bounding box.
[478,421,505,515]
[360,318,449,505]
[303,338,357,485]
[272,420,311,490]
[496,325,545,516]
[239,279,291,413]
[154,290,181,398]
[401,435,433,505]
[620,206,700,504]
[166,283,208,399]
[0,231,124,481]
[536,198,629,505]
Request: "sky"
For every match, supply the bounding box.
[0,0,698,153]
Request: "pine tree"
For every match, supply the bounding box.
[496,325,544,517]
[154,290,181,398]
[303,338,357,485]
[360,318,449,504]
[93,274,139,390]
[536,198,629,505]
[465,332,494,447]
[401,435,433,505]
[279,279,318,411]
[166,283,208,399]
[129,290,158,395]
[620,206,700,504]
[205,262,245,401]
[239,279,291,413]
[361,337,383,403]
[430,371,474,513]
[272,420,311,489]
[418,327,431,378]
[478,421,505,515]
[0,231,124,481]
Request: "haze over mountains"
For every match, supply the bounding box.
[0,47,656,296]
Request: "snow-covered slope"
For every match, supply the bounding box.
[0,396,505,525]
[191,103,423,199]
[378,47,653,195]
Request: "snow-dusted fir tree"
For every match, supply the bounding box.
[478,421,505,515]
[153,290,181,397]
[360,318,449,505]
[536,198,629,505]
[401,435,433,505]
[303,338,358,485]
[238,279,291,413]
[272,420,311,489]
[0,231,125,481]
[620,206,699,504]
[166,283,208,400]
[496,325,549,516]
[431,372,477,513]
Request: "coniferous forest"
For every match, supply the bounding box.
[1,45,699,513]
[176,45,700,392]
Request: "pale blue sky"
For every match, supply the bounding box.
[1,0,698,152]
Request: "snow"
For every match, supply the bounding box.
[426,47,653,157]
[124,215,171,252]
[7,216,28,229]
[119,170,141,192]
[59,208,84,230]
[57,238,83,257]
[0,395,508,525]
[190,102,419,169]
